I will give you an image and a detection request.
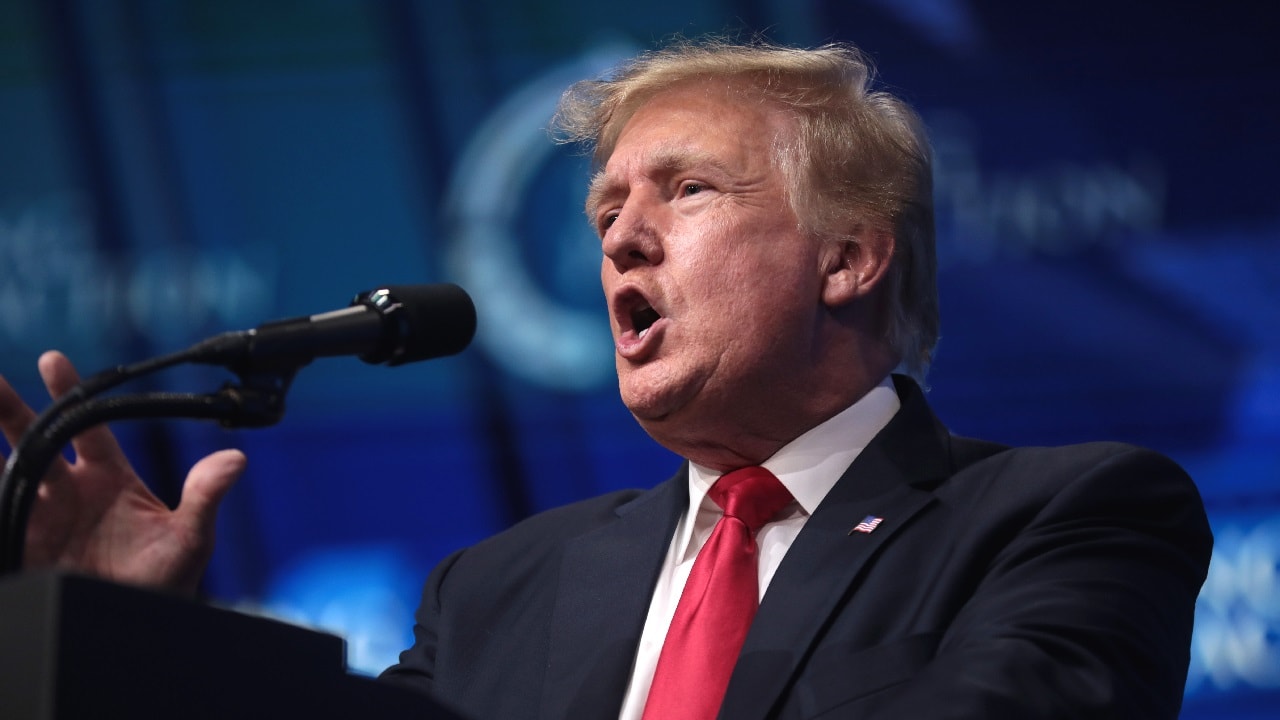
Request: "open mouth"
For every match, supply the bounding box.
[632,304,661,339]
[612,286,667,360]
[614,287,664,341]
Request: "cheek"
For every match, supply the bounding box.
[676,217,757,284]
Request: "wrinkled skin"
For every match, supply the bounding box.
[592,79,897,470]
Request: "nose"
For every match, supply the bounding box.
[601,202,664,273]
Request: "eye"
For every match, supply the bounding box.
[680,182,705,197]
[597,212,619,234]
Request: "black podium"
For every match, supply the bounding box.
[0,571,462,718]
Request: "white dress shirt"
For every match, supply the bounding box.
[617,377,902,720]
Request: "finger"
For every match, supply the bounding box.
[0,371,39,452]
[38,350,127,465]
[178,449,247,532]
[37,350,84,400]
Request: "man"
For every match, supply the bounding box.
[0,39,1211,719]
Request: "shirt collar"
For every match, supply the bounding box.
[676,375,901,558]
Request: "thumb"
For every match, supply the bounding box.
[179,449,247,530]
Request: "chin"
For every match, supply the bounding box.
[620,383,686,425]
[618,367,709,429]
[622,395,673,423]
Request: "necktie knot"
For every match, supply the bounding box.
[709,466,792,532]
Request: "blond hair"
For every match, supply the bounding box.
[553,38,939,380]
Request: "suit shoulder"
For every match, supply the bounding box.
[942,439,1207,536]
[957,440,1191,483]
[456,486,653,562]
[506,487,651,537]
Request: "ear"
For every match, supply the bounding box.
[820,228,896,308]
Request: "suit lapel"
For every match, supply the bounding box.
[541,472,687,720]
[719,377,954,720]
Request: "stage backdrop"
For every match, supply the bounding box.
[0,2,1275,716]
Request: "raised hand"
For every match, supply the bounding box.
[0,351,246,594]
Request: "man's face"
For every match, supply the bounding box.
[591,80,836,462]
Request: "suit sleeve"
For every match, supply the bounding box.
[860,446,1212,719]
[378,547,464,695]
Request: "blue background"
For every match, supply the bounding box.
[0,1,1276,716]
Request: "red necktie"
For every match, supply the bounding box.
[641,466,793,720]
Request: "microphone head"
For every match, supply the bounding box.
[355,284,477,366]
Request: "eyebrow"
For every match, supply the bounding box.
[584,171,618,219]
[584,144,731,218]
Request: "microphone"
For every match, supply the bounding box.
[191,283,477,371]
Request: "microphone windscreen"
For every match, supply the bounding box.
[365,284,477,366]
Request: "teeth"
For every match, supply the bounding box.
[638,327,650,340]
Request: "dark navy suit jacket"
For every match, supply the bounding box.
[382,377,1212,719]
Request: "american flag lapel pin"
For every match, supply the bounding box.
[849,515,883,535]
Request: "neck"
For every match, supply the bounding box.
[642,357,896,472]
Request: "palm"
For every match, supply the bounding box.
[0,352,244,594]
